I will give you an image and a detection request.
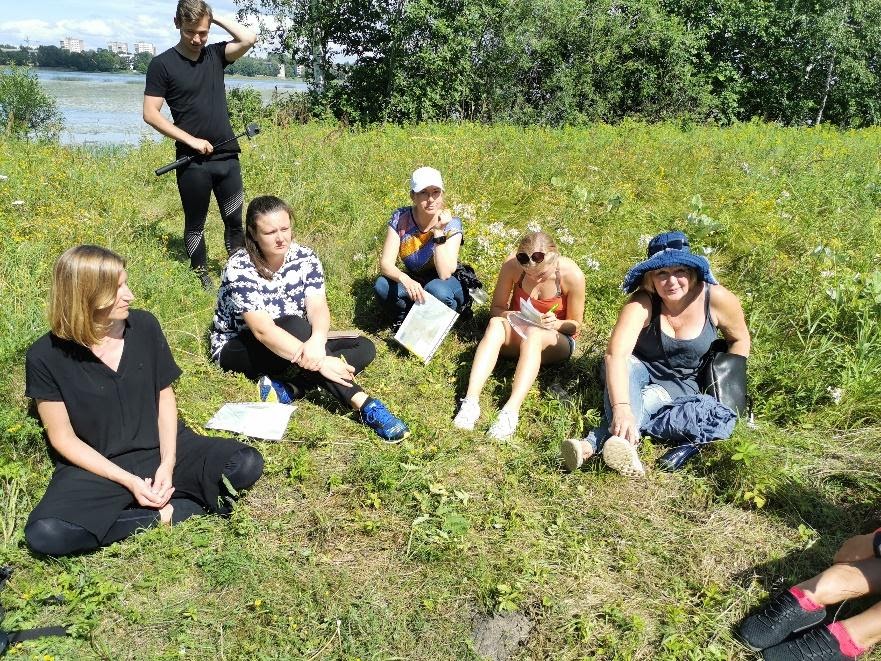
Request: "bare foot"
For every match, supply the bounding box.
[159,502,174,525]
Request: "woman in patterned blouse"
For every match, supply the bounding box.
[211,195,410,443]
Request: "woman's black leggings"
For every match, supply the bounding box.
[25,447,263,557]
[175,154,244,271]
[217,315,376,406]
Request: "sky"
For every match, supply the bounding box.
[0,0,273,52]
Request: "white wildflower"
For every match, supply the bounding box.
[638,234,653,248]
[0,174,8,181]
[820,270,834,278]
[487,222,506,236]
[352,252,366,262]
[11,200,24,206]
[587,165,600,172]
[740,162,750,174]
[780,190,791,199]
[780,212,792,220]
[558,229,575,246]
[583,256,600,271]
[526,221,542,233]
[702,246,714,255]
[452,202,477,222]
[477,235,492,253]
[827,386,843,405]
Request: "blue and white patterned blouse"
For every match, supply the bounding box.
[210,244,325,358]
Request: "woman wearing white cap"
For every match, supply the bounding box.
[374,167,465,325]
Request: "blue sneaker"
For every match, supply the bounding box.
[360,398,410,443]
[258,376,296,405]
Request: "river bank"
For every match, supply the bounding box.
[32,69,306,146]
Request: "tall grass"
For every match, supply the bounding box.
[0,122,878,659]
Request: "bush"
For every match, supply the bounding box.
[0,67,63,140]
[226,86,269,129]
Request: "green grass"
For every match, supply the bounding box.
[0,121,879,659]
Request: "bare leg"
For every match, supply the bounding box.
[501,327,569,414]
[839,599,881,649]
[797,559,881,606]
[464,317,518,400]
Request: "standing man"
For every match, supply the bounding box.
[144,0,257,290]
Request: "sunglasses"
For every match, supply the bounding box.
[648,237,689,256]
[516,251,546,266]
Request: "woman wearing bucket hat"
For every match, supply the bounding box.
[374,167,466,325]
[560,230,749,476]
[453,231,585,441]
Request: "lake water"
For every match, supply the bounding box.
[35,69,307,146]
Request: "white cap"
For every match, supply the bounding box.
[410,166,444,192]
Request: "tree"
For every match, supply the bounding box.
[0,67,64,140]
[133,52,152,74]
[240,0,881,126]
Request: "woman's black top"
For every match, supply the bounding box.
[633,284,717,399]
[25,310,181,461]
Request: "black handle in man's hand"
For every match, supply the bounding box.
[154,123,261,176]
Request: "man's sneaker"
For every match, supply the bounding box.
[487,409,518,441]
[453,398,480,430]
[259,376,297,405]
[762,626,850,661]
[601,435,645,477]
[361,398,410,443]
[739,590,826,651]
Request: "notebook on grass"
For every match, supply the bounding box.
[394,292,459,363]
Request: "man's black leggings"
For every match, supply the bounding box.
[217,315,376,406]
[175,154,245,271]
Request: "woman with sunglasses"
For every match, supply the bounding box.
[374,166,465,326]
[453,231,585,440]
[560,230,749,477]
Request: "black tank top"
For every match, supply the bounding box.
[633,284,718,399]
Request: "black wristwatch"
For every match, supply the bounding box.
[873,528,881,558]
[432,233,447,245]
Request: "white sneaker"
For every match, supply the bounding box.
[601,435,645,478]
[561,438,586,472]
[487,410,518,441]
[453,398,481,430]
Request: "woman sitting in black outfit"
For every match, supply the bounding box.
[25,245,263,557]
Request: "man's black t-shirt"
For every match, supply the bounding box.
[144,41,239,158]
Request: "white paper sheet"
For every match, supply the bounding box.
[205,402,296,441]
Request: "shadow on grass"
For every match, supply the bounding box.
[450,335,603,410]
[165,235,226,276]
[351,275,388,336]
[728,469,881,594]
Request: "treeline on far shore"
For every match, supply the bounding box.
[0,44,297,78]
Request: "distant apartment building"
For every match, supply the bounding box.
[107,41,129,54]
[133,42,155,56]
[59,37,84,53]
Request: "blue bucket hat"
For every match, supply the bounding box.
[621,231,717,293]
